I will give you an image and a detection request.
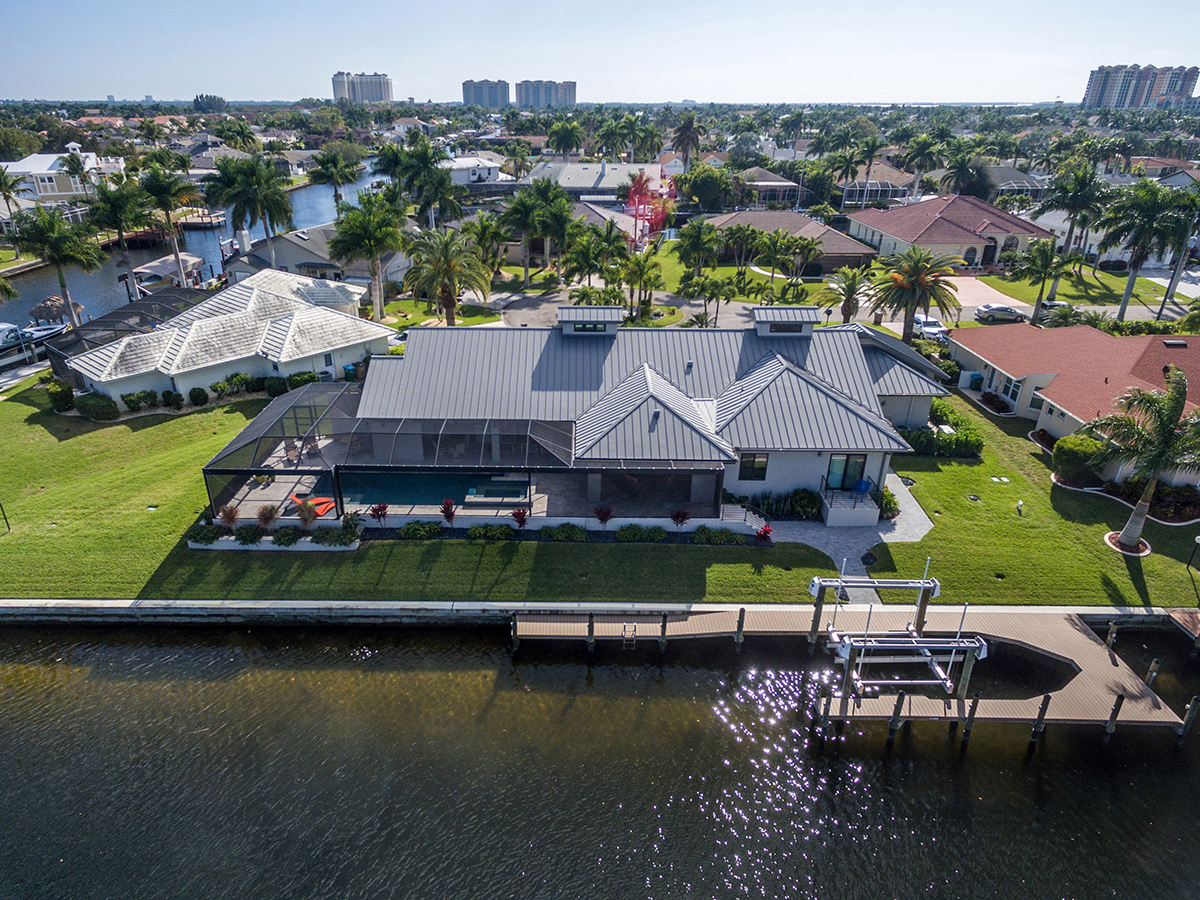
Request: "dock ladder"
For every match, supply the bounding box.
[622,622,637,649]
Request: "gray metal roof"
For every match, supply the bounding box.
[557,306,625,323]
[825,323,948,383]
[863,347,948,397]
[752,306,821,323]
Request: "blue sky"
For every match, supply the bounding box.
[6,0,1199,105]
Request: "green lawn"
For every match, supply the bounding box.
[496,266,560,293]
[873,394,1200,607]
[0,376,835,600]
[0,247,28,272]
[979,271,1169,310]
[383,298,500,327]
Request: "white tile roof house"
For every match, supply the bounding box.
[69,271,391,409]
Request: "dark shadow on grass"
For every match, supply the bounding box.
[1121,555,1151,606]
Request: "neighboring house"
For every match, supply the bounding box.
[657,151,728,177]
[1019,209,1172,267]
[274,149,322,177]
[518,161,664,202]
[203,306,947,527]
[69,271,389,409]
[1130,157,1195,178]
[1159,168,1200,190]
[573,202,638,242]
[441,155,503,185]
[381,118,433,141]
[5,143,125,202]
[948,324,1200,484]
[705,210,877,273]
[925,165,1047,203]
[740,167,799,208]
[846,195,1054,267]
[838,160,915,206]
[185,144,252,182]
[225,221,416,288]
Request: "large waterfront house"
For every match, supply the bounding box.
[224,221,416,289]
[948,323,1200,485]
[846,195,1054,268]
[6,144,125,202]
[69,271,391,410]
[203,307,948,529]
[705,210,878,273]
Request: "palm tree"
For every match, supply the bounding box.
[1043,303,1085,328]
[1034,163,1113,300]
[538,197,577,284]
[403,228,491,327]
[307,148,360,212]
[85,178,157,298]
[815,266,875,323]
[502,143,533,180]
[140,163,201,285]
[672,219,720,278]
[328,190,406,322]
[0,275,16,302]
[396,139,450,200]
[870,246,963,344]
[902,134,942,205]
[855,135,887,204]
[620,249,661,319]
[548,120,585,161]
[414,167,466,229]
[57,150,95,197]
[0,165,32,260]
[201,155,293,270]
[939,149,983,195]
[672,112,704,173]
[828,151,860,212]
[460,213,512,277]
[372,143,406,185]
[561,229,607,287]
[634,124,663,163]
[500,189,542,288]
[1084,367,1200,550]
[1098,180,1191,320]
[790,235,824,280]
[13,206,105,328]
[1006,238,1076,323]
[754,228,795,284]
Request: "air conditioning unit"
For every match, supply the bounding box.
[317,370,334,383]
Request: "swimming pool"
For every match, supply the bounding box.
[339,472,529,507]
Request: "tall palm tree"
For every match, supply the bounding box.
[790,235,824,279]
[1084,366,1200,550]
[672,219,720,278]
[561,229,605,287]
[307,148,360,212]
[201,154,293,270]
[828,151,860,212]
[547,120,585,161]
[1034,163,1113,300]
[460,213,513,277]
[0,165,33,260]
[403,228,491,326]
[85,178,157,298]
[396,139,450,204]
[855,135,887,204]
[328,191,406,322]
[500,190,542,288]
[815,266,874,324]
[620,249,662,319]
[414,167,466,229]
[634,124,663,163]
[939,149,984,196]
[140,163,201,285]
[1006,238,1076,323]
[371,143,406,184]
[538,197,577,284]
[672,112,704,173]
[13,206,105,328]
[1098,180,1191,320]
[57,151,95,198]
[870,246,963,344]
[502,143,533,180]
[754,228,795,284]
[902,134,942,205]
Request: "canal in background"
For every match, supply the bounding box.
[0,625,1198,899]
[1,167,380,325]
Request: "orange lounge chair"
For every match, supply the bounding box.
[290,494,337,517]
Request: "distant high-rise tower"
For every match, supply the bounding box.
[1082,65,1198,109]
[332,72,394,104]
[462,80,510,108]
[515,80,577,109]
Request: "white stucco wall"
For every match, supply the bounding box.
[724,450,891,496]
[879,395,934,429]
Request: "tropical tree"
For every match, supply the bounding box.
[790,235,824,279]
[828,151,860,212]
[500,189,542,288]
[414,167,466,228]
[814,266,875,324]
[672,112,704,173]
[672,219,720,278]
[754,228,795,283]
[620,249,662,319]
[855,135,887,201]
[460,213,512,276]
[1006,238,1076,323]
[561,229,606,287]
[13,206,105,328]
[502,142,534,180]
[538,197,577,283]
[307,147,360,212]
[140,163,201,286]
[900,134,942,205]
[57,150,95,197]
[1034,163,1113,300]
[85,178,157,298]
[548,120,585,161]
[201,154,293,270]
[939,149,985,196]
[1098,180,1191,320]
[0,165,32,260]
[677,273,737,327]
[1043,303,1085,328]
[0,275,15,302]
[1084,366,1200,550]
[403,228,491,326]
[328,191,406,322]
[371,142,406,185]
[870,246,963,344]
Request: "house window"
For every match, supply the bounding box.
[323,353,333,367]
[271,362,279,372]
[827,454,867,491]
[37,175,56,192]
[1001,375,1022,402]
[1046,404,1056,416]
[738,453,768,481]
[1058,410,1066,419]
[1029,387,1044,410]
[573,322,605,333]
[963,247,978,266]
[1002,237,1019,253]
[769,323,807,333]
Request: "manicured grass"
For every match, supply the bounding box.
[0,376,835,600]
[0,247,27,272]
[383,298,500,327]
[873,393,1200,607]
[979,271,1168,310]
[495,266,560,293]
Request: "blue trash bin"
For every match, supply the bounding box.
[343,364,357,382]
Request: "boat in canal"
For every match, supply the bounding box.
[127,252,207,295]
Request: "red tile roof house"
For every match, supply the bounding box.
[948,324,1200,485]
[846,195,1053,269]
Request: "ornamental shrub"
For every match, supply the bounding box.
[615,524,646,542]
[209,381,230,399]
[287,371,320,389]
[162,390,185,410]
[265,377,289,397]
[466,524,515,540]
[247,375,266,393]
[137,389,159,409]
[1052,434,1103,485]
[185,522,222,545]
[272,525,302,547]
[690,525,745,545]
[234,524,263,546]
[120,392,143,411]
[46,378,74,412]
[75,393,120,421]
[746,488,822,520]
[878,487,900,519]
[540,523,587,542]
[311,525,357,546]
[189,387,209,406]
[396,520,443,540]
[936,358,962,381]
[226,372,250,395]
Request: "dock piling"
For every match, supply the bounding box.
[734,607,745,653]
[587,612,595,655]
[1102,693,1125,745]
[914,586,932,636]
[1106,621,1118,648]
[659,612,668,652]
[807,584,827,656]
[1144,658,1161,687]
[886,691,907,746]
[1029,693,1052,747]
[961,691,981,750]
[1177,696,1199,748]
[510,614,519,654]
[956,647,978,701]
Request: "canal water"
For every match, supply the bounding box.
[1,167,381,324]
[0,625,1198,900]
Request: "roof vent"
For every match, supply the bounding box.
[297,231,309,240]
[1163,339,1187,347]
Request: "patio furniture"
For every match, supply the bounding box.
[290,493,337,517]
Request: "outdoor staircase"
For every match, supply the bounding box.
[622,622,637,649]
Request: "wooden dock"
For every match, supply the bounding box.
[1168,609,1200,639]
[515,607,1183,730]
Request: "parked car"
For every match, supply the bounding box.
[974,304,1026,323]
[913,313,949,340]
[1040,299,1069,311]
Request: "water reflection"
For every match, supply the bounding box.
[0,626,1197,899]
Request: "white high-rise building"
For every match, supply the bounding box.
[515,80,576,109]
[332,72,394,104]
